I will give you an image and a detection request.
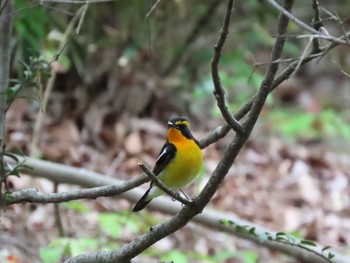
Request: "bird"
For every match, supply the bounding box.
[132,117,203,212]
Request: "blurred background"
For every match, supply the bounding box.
[1,0,350,262]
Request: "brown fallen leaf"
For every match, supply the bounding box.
[291,160,322,205]
[124,132,142,156]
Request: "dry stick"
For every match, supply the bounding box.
[145,0,163,19]
[290,36,314,77]
[211,0,245,134]
[138,161,191,206]
[53,182,65,237]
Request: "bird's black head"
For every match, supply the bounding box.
[167,117,193,139]
[168,117,190,129]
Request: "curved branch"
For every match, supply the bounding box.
[211,0,244,134]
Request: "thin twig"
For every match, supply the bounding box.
[145,0,163,19]
[53,182,65,237]
[211,0,245,134]
[30,4,87,156]
[138,161,192,206]
[266,0,350,46]
[291,36,314,77]
[311,0,322,53]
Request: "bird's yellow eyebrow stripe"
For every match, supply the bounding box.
[175,120,190,127]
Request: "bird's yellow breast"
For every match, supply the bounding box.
[159,128,203,189]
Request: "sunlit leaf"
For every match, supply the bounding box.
[300,240,317,247]
[98,213,121,238]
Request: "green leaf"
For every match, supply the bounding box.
[235,225,249,234]
[248,227,256,236]
[328,252,335,260]
[241,250,258,263]
[63,201,89,213]
[322,246,333,252]
[12,147,25,157]
[219,219,235,226]
[4,191,15,201]
[8,168,21,178]
[3,152,19,162]
[39,246,65,263]
[69,238,99,256]
[98,213,122,238]
[212,250,236,261]
[300,240,317,247]
[161,250,187,263]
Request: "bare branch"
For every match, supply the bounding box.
[2,174,148,206]
[243,0,293,133]
[145,0,164,19]
[138,161,192,206]
[290,36,314,77]
[311,0,322,52]
[211,0,245,134]
[0,0,13,193]
[266,0,350,46]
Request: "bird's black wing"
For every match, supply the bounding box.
[152,141,177,176]
[132,142,176,212]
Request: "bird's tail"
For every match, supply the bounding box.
[132,188,152,212]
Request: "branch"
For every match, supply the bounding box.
[2,175,147,205]
[266,0,350,46]
[311,0,322,53]
[0,0,13,192]
[211,0,245,134]
[138,161,192,206]
[145,0,163,19]
[200,13,349,149]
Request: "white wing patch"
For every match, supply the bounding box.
[156,147,167,162]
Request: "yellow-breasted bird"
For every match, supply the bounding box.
[132,117,203,212]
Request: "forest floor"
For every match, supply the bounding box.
[1,97,350,263]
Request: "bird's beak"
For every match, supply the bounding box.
[168,121,175,128]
